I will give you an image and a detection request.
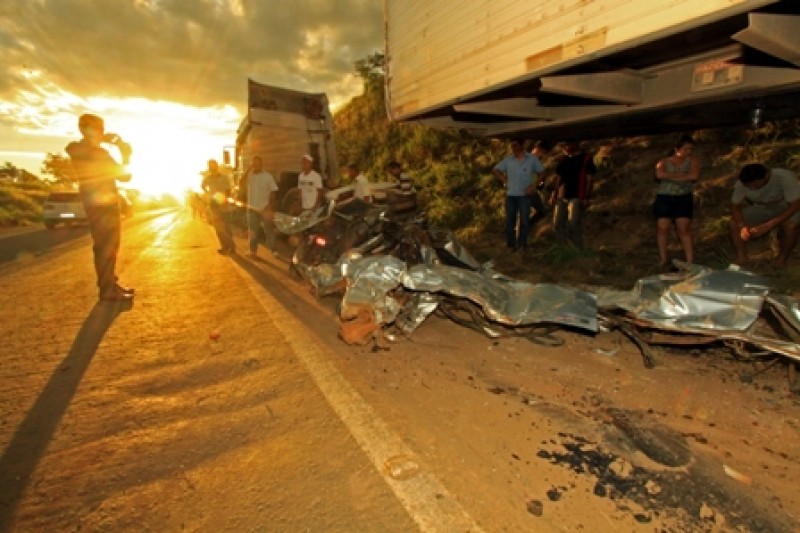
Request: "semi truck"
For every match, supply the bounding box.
[384,0,800,137]
[233,79,339,210]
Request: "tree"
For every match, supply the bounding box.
[41,152,76,184]
[354,52,385,91]
[0,162,41,182]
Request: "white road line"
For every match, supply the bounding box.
[149,212,181,248]
[234,266,484,533]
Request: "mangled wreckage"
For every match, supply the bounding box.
[275,197,800,390]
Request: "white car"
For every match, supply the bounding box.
[43,190,135,229]
[42,191,86,229]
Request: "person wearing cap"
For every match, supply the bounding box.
[298,154,324,210]
[550,141,597,250]
[730,163,800,266]
[65,113,135,302]
[492,139,545,252]
[347,163,372,202]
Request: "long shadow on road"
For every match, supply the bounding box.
[229,252,336,323]
[0,299,131,532]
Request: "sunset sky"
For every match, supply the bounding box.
[0,0,383,197]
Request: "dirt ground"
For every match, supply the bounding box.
[348,313,800,531]
[1,211,798,532]
[265,217,800,530]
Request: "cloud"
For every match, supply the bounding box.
[0,0,383,111]
[0,0,382,181]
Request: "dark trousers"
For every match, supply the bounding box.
[505,195,531,249]
[209,204,235,251]
[85,204,121,293]
[247,209,276,253]
[529,191,547,226]
[553,198,585,249]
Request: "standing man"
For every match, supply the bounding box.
[550,141,597,249]
[298,154,324,211]
[243,156,279,258]
[492,138,545,252]
[202,159,236,254]
[529,140,552,227]
[730,163,800,266]
[65,113,134,302]
[348,163,372,202]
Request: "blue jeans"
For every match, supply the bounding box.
[247,209,276,253]
[505,195,531,249]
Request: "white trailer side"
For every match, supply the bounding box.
[385,0,800,136]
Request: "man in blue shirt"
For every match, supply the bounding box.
[492,139,545,251]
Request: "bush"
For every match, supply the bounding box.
[0,183,51,226]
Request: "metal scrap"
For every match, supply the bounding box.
[279,202,799,374]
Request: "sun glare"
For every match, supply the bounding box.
[7,83,241,198]
[93,98,240,198]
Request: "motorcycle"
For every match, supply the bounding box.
[292,191,421,266]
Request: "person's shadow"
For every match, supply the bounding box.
[0,299,131,531]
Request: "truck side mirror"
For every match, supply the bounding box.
[223,151,231,166]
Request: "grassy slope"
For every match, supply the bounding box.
[463,127,800,292]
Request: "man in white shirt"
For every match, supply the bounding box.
[347,163,372,202]
[242,156,278,258]
[298,154,323,211]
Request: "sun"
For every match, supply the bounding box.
[86,98,240,199]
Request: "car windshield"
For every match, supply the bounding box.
[47,192,81,202]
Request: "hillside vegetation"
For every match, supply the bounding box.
[0,181,50,227]
[333,75,800,291]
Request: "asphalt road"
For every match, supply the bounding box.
[0,210,172,266]
[0,209,463,532]
[0,223,89,264]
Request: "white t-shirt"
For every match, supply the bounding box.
[353,173,371,200]
[298,170,323,210]
[732,168,800,205]
[247,171,278,210]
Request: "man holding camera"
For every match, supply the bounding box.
[66,113,134,301]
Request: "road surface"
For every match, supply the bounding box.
[0,210,798,532]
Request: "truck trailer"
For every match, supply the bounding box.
[234,80,339,210]
[384,0,800,137]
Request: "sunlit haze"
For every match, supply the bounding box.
[99,99,241,198]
